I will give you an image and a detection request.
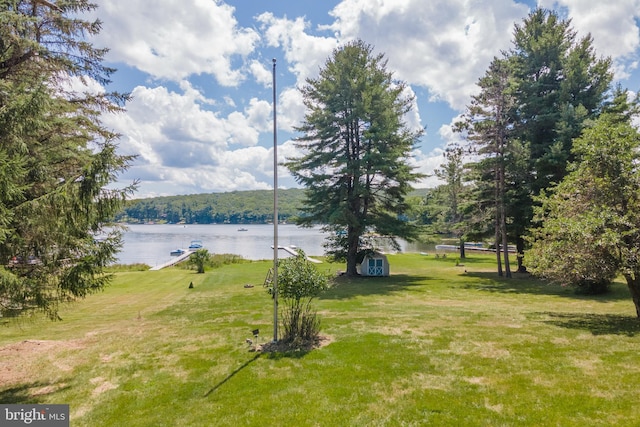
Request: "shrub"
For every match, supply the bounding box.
[574,279,611,295]
[209,254,248,268]
[105,263,151,272]
[182,252,247,273]
[189,249,210,274]
[269,251,330,346]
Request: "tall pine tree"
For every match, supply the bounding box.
[509,8,612,264]
[286,40,424,276]
[458,8,613,273]
[0,0,136,319]
[458,58,515,277]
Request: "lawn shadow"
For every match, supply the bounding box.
[537,312,640,336]
[0,380,71,403]
[320,273,432,300]
[262,348,311,360]
[462,271,631,303]
[204,353,261,397]
[203,346,311,398]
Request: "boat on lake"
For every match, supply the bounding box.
[188,240,203,249]
[170,248,185,256]
[238,228,248,232]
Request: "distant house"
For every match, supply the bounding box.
[358,251,389,277]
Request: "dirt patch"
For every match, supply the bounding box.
[90,376,118,396]
[0,339,85,387]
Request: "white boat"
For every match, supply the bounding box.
[188,240,203,249]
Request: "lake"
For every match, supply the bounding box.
[115,223,433,267]
[115,224,330,267]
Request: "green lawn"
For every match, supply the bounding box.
[1,254,639,426]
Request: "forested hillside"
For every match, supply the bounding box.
[116,189,307,224]
[116,188,430,225]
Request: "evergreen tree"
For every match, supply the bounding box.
[458,8,613,273]
[286,40,424,276]
[0,0,135,319]
[457,58,515,277]
[511,9,612,191]
[433,144,468,258]
[509,8,612,259]
[434,145,465,226]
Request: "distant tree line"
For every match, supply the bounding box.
[115,188,430,225]
[115,189,307,224]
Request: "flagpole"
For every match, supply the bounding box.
[272,58,279,342]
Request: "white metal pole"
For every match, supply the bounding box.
[272,58,279,342]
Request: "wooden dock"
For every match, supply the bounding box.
[150,244,322,270]
[275,245,322,263]
[149,250,193,270]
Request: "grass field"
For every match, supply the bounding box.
[1,253,639,426]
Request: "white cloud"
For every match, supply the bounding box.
[256,11,427,132]
[277,87,305,132]
[400,85,424,133]
[408,147,447,188]
[103,83,282,195]
[438,115,468,147]
[249,60,274,87]
[57,74,105,96]
[245,98,273,132]
[325,0,530,110]
[403,114,473,188]
[257,12,339,86]
[93,0,259,85]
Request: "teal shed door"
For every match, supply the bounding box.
[368,258,383,276]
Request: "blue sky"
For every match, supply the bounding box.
[82,0,640,197]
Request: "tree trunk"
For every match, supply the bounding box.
[516,237,527,273]
[500,206,511,278]
[495,225,503,277]
[624,273,640,318]
[459,238,466,260]
[345,228,360,276]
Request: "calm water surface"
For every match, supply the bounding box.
[116,223,432,267]
[116,224,329,266]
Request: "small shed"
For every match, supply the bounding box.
[358,251,390,277]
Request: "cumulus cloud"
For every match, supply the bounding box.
[257,12,339,85]
[408,147,447,188]
[102,83,281,195]
[249,60,274,87]
[92,0,259,85]
[438,114,468,147]
[408,116,475,188]
[277,87,305,132]
[324,0,529,110]
[57,74,105,96]
[400,85,424,133]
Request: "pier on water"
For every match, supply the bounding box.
[149,245,321,271]
[149,250,194,271]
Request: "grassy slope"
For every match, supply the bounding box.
[1,254,639,426]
